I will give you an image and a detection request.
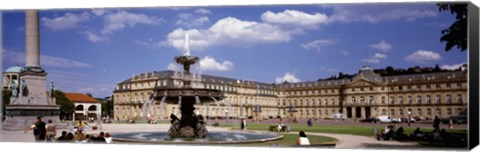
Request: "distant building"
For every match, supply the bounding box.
[64,93,101,121]
[113,66,467,121]
[2,65,24,90]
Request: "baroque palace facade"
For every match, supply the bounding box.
[113,66,468,121]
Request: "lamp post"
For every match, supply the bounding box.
[408,111,411,127]
[225,109,229,124]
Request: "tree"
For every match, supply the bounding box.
[86,92,93,98]
[437,3,468,52]
[2,90,11,121]
[54,90,74,120]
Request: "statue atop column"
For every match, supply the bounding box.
[49,81,55,97]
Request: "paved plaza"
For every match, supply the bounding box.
[0,121,466,150]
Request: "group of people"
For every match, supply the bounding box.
[24,116,113,143]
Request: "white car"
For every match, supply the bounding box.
[391,118,401,123]
[376,115,392,123]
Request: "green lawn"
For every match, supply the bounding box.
[219,123,466,137]
[227,133,337,147]
[218,123,467,148]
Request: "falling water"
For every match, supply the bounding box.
[178,96,183,113]
[211,97,221,118]
[195,96,201,105]
[158,96,167,117]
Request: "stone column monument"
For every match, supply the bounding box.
[2,10,61,131]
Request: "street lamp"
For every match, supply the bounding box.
[408,111,412,127]
[225,109,229,124]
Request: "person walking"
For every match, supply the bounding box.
[240,118,247,130]
[433,116,441,132]
[307,118,313,127]
[24,116,47,142]
[46,119,57,142]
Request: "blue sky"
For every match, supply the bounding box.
[1,3,467,98]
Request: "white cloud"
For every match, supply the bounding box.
[404,50,442,64]
[195,8,211,14]
[275,73,301,83]
[84,31,108,43]
[261,9,330,29]
[373,53,387,59]
[341,50,349,56]
[441,62,466,70]
[41,12,91,31]
[101,10,164,34]
[91,9,109,17]
[363,53,387,64]
[2,49,91,68]
[369,40,392,52]
[78,87,95,93]
[176,15,210,27]
[199,56,234,71]
[166,63,180,71]
[300,39,335,51]
[328,4,438,23]
[164,17,291,51]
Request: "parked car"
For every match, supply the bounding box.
[413,116,427,121]
[359,117,379,123]
[391,117,401,123]
[376,115,392,123]
[326,113,346,120]
[400,117,416,123]
[441,116,467,124]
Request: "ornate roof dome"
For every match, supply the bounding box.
[4,65,24,73]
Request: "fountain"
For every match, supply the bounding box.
[112,33,283,143]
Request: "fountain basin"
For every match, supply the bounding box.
[112,131,283,144]
[154,88,224,104]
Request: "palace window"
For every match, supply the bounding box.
[446,94,452,103]
[390,97,394,104]
[456,83,462,88]
[351,97,356,104]
[381,96,386,104]
[456,108,462,115]
[382,109,387,115]
[426,95,431,104]
[426,85,431,89]
[417,95,422,104]
[408,96,412,104]
[407,85,412,90]
[351,88,356,92]
[319,110,322,115]
[369,87,373,91]
[417,108,422,116]
[369,96,374,104]
[436,109,442,115]
[457,94,463,103]
[325,99,329,105]
[398,96,403,104]
[382,87,385,91]
[331,99,335,105]
[360,87,364,92]
[398,86,403,90]
[390,109,395,116]
[446,83,451,88]
[360,96,365,103]
[447,108,452,115]
[436,95,441,104]
[399,109,404,115]
[416,85,421,90]
[436,84,441,89]
[427,108,431,116]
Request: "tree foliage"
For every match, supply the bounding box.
[54,90,74,117]
[437,3,468,52]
